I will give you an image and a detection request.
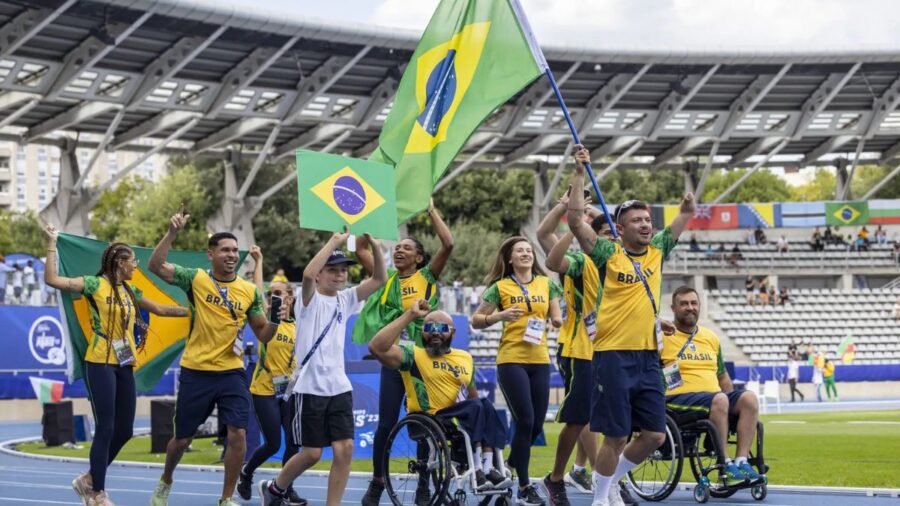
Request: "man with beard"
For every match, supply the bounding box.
[368,300,512,504]
[662,286,762,486]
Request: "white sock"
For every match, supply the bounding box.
[482,452,494,473]
[725,457,734,465]
[475,447,482,468]
[592,471,614,503]
[572,464,586,473]
[610,455,639,484]
[735,456,748,466]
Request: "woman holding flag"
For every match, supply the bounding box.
[237,246,305,505]
[43,224,188,506]
[474,236,563,506]
[356,200,454,505]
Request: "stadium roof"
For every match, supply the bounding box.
[4,0,900,203]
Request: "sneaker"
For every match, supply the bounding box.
[237,469,253,501]
[72,473,92,505]
[486,468,513,489]
[590,500,610,506]
[257,480,285,506]
[361,480,384,506]
[542,475,570,506]
[217,499,241,506]
[564,468,592,494]
[285,486,308,506]
[606,482,626,506]
[723,462,748,487]
[517,484,546,505]
[86,491,114,506]
[476,470,492,492]
[737,461,761,483]
[618,481,639,506]
[415,483,431,506]
[149,479,172,506]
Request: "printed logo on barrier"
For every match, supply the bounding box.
[29,316,66,366]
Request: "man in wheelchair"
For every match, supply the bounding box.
[661,287,762,487]
[369,299,514,500]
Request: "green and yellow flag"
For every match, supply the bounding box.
[58,233,247,392]
[825,201,869,226]
[373,0,548,223]
[296,150,398,240]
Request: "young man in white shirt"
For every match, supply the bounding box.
[259,229,387,506]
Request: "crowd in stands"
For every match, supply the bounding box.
[744,276,789,305]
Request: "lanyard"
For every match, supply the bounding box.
[625,256,658,316]
[208,270,240,323]
[509,274,533,313]
[676,327,700,359]
[97,282,133,341]
[299,308,339,368]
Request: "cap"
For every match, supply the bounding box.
[325,249,357,266]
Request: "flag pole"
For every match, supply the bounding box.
[544,68,618,237]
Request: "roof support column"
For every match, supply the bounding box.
[39,138,92,236]
[207,150,259,255]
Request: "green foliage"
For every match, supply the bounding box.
[851,164,900,199]
[790,168,836,201]
[416,220,505,285]
[91,176,147,241]
[702,168,791,203]
[0,209,45,257]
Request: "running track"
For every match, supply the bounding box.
[1,407,898,506]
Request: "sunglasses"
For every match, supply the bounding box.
[423,322,453,334]
[614,200,641,222]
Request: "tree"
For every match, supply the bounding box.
[91,176,146,241]
[851,164,900,199]
[0,210,45,257]
[416,220,505,285]
[701,168,792,203]
[790,168,836,201]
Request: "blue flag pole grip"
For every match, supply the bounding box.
[543,68,618,238]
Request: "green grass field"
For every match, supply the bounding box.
[15,410,900,488]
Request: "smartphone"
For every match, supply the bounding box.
[584,189,591,199]
[269,295,283,324]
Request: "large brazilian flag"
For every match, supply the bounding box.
[373,0,548,223]
[57,233,248,392]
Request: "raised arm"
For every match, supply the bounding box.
[302,228,351,306]
[427,200,454,278]
[43,224,84,293]
[139,297,188,317]
[356,234,388,300]
[545,231,574,275]
[567,145,599,253]
[536,191,569,256]
[369,300,429,369]
[247,287,279,344]
[354,234,375,276]
[148,211,189,284]
[249,245,266,311]
[668,193,696,242]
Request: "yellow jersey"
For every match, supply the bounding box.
[483,275,562,365]
[399,345,475,414]
[824,361,835,378]
[399,265,438,310]
[660,325,725,395]
[250,319,296,396]
[589,228,676,351]
[559,252,600,361]
[172,266,264,371]
[81,275,143,365]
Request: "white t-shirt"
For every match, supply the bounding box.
[787,360,800,380]
[12,270,22,287]
[23,266,35,285]
[812,367,823,384]
[292,287,360,397]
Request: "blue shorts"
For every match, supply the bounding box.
[174,367,250,439]
[437,398,508,450]
[590,350,665,438]
[557,356,591,425]
[665,390,748,417]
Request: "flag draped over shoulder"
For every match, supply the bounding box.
[351,269,439,346]
[373,0,547,223]
[57,233,247,392]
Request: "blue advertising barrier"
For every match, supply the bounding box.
[734,363,900,383]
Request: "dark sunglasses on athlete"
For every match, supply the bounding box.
[423,322,453,334]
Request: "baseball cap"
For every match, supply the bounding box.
[325,249,357,266]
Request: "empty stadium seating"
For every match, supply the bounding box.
[671,241,898,270]
[709,288,900,365]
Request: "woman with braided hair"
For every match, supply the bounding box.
[44,224,187,506]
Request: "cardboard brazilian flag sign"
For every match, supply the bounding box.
[825,201,869,226]
[57,233,248,392]
[297,150,398,240]
[372,0,548,224]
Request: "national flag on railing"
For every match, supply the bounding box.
[56,234,247,392]
[836,334,856,364]
[29,376,63,403]
[372,0,547,223]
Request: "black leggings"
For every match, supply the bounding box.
[244,394,300,474]
[372,365,405,479]
[83,362,136,492]
[497,363,550,487]
[788,378,804,401]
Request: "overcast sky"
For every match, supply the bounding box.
[226,0,900,51]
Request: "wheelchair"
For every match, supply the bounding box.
[625,410,768,503]
[382,412,515,506]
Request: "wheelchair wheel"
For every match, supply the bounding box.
[626,414,683,501]
[751,481,767,501]
[693,483,710,503]
[383,413,452,506]
[686,420,722,486]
